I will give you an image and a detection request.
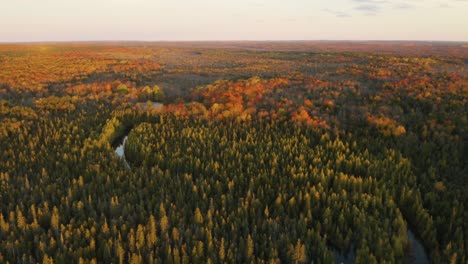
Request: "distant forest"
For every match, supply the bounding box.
[0,42,466,263]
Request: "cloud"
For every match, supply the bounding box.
[354,4,382,15]
[325,0,461,21]
[350,0,421,15]
[352,0,387,15]
[396,0,467,8]
[322,8,351,18]
[355,4,381,12]
[393,3,414,9]
[353,0,387,3]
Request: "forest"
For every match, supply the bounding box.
[0,41,466,263]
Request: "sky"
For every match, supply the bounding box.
[1,0,467,42]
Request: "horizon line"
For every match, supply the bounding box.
[1,39,468,44]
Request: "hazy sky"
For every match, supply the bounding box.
[1,0,467,42]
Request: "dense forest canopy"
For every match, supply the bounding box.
[0,42,466,263]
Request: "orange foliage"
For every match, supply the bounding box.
[367,115,406,136]
[291,107,330,129]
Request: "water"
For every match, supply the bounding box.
[114,136,130,169]
[334,247,355,264]
[113,102,163,169]
[405,229,429,264]
[139,102,163,109]
[333,228,429,264]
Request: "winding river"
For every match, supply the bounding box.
[333,229,429,263]
[111,104,429,263]
[115,135,130,169]
[113,102,163,169]
[114,130,430,263]
[405,229,429,264]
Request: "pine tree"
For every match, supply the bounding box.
[51,206,60,231]
[219,237,226,261]
[160,215,169,234]
[293,239,306,263]
[194,207,203,224]
[247,235,254,259]
[16,208,26,230]
[136,224,145,250]
[147,214,157,248]
[42,254,53,264]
